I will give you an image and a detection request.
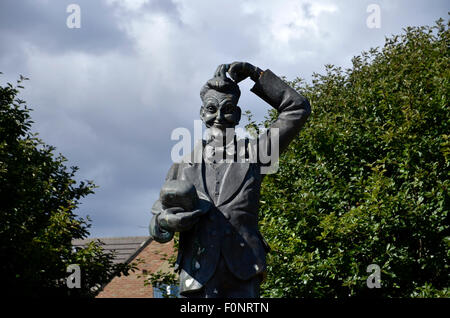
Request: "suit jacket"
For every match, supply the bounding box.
[149,69,311,293]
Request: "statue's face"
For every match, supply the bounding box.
[200,90,241,132]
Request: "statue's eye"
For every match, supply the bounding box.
[206,105,217,113]
[222,104,235,113]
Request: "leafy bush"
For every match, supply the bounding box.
[258,18,449,298]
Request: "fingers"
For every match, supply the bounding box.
[165,207,185,214]
[214,65,221,77]
[176,209,205,221]
[158,207,184,231]
[228,61,241,77]
[160,208,208,232]
[176,212,201,231]
[214,64,229,78]
[229,61,241,69]
[188,208,208,218]
[228,61,251,83]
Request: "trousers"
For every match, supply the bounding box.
[180,254,262,298]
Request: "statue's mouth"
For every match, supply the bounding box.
[212,122,229,129]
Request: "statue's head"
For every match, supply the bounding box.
[199,66,241,133]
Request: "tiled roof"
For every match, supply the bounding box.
[72,236,152,264]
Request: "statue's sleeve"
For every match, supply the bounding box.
[148,163,180,243]
[250,69,311,159]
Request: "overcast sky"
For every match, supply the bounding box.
[0,0,447,238]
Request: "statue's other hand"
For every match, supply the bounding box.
[228,61,260,83]
[158,207,207,232]
[214,64,230,78]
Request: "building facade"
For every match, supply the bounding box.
[72,236,176,298]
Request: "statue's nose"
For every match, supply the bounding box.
[217,109,225,120]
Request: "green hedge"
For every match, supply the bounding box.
[259,18,449,298]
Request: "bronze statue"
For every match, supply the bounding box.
[149,62,311,297]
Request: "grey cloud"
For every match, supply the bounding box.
[0,0,132,55]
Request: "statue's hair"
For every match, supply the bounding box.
[200,76,241,102]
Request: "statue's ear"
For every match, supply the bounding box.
[235,105,242,124]
[199,106,205,122]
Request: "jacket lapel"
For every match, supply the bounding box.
[180,140,211,203]
[216,161,250,207]
[180,138,251,207]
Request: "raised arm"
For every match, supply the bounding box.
[228,62,311,160]
[250,68,311,154]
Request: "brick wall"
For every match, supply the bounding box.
[96,240,176,298]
